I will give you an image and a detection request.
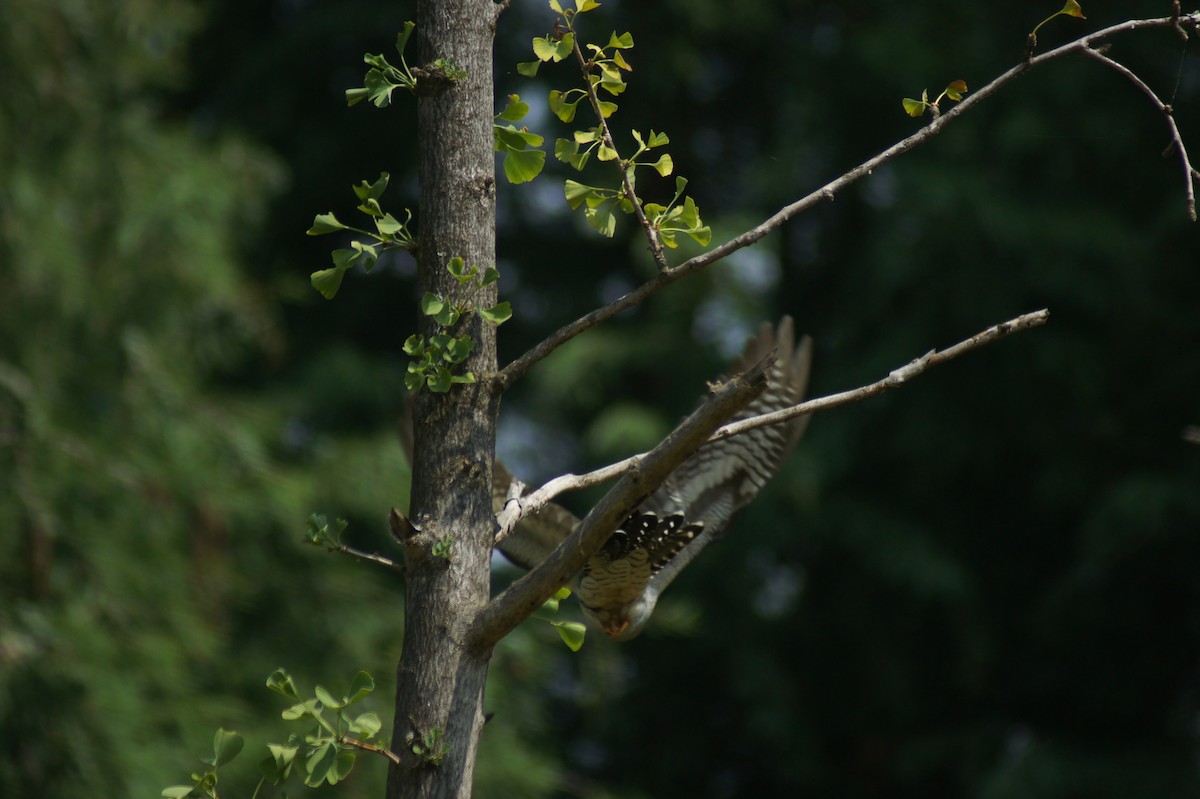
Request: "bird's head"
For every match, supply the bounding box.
[580,592,658,641]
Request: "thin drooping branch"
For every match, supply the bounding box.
[1079,45,1197,221]
[571,36,668,271]
[495,12,1198,391]
[496,309,1048,532]
[471,352,774,650]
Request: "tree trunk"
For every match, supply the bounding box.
[386,1,498,797]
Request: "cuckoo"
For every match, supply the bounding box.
[495,316,813,640]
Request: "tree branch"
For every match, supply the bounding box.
[326,543,406,574]
[497,309,1048,525]
[571,36,668,270]
[495,13,1197,391]
[712,308,1049,441]
[1078,45,1197,221]
[340,735,403,766]
[471,352,774,651]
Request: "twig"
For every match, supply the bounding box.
[329,543,406,574]
[339,736,402,765]
[1078,45,1197,221]
[570,36,668,271]
[497,309,1048,528]
[472,352,774,650]
[495,13,1199,391]
[495,459,619,546]
[1172,0,1188,42]
[712,308,1050,441]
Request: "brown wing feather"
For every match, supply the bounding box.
[643,316,812,538]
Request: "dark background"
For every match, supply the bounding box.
[3,0,1199,796]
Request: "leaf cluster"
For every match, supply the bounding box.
[345,24,546,185]
[902,80,969,118]
[407,728,450,766]
[161,728,244,799]
[540,29,632,121]
[538,586,588,651]
[403,258,512,393]
[342,22,471,108]
[523,0,711,248]
[305,513,349,549]
[264,668,383,788]
[432,534,454,560]
[346,22,418,108]
[307,172,414,299]
[642,176,710,249]
[162,669,383,798]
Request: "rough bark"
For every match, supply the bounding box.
[386,2,499,797]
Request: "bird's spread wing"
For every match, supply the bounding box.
[491,316,812,639]
[638,316,812,594]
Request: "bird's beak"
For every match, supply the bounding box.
[603,620,629,639]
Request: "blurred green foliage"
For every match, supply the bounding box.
[2,0,1199,797]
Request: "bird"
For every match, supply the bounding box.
[495,316,813,640]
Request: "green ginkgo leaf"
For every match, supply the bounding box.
[552,621,587,651]
[496,94,530,121]
[502,148,546,184]
[311,267,347,299]
[607,31,634,49]
[307,213,347,235]
[420,292,445,316]
[479,302,513,325]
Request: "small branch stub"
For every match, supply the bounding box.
[411,60,467,96]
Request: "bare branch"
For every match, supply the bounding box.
[494,269,675,391]
[472,352,774,651]
[325,542,406,574]
[495,13,1197,391]
[1078,45,1197,221]
[498,309,1048,524]
[713,308,1050,441]
[493,457,621,546]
